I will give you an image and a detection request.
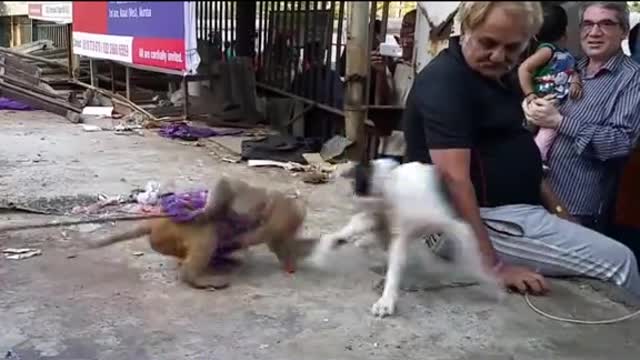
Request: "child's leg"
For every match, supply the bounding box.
[535,128,557,161]
[533,98,562,162]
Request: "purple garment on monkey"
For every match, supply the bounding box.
[159,190,258,258]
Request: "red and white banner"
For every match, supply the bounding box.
[72,2,200,74]
[28,2,72,24]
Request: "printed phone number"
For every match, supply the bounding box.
[74,39,130,57]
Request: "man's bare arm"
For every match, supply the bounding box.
[429,149,499,269]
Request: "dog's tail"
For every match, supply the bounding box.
[89,224,152,248]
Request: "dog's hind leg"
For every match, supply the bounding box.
[371,231,410,318]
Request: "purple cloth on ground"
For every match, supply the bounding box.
[159,190,259,258]
[0,97,32,111]
[158,122,243,141]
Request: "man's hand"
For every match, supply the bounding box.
[523,95,563,129]
[496,264,549,295]
[371,50,386,73]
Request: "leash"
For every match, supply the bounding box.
[524,293,640,325]
[0,214,170,233]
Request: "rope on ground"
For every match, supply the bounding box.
[524,292,640,325]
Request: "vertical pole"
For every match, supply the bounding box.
[182,76,189,120]
[381,2,389,40]
[89,59,98,87]
[10,16,15,47]
[236,1,256,57]
[66,24,74,79]
[110,62,116,93]
[344,1,370,161]
[125,66,131,100]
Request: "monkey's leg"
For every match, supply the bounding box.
[179,230,230,289]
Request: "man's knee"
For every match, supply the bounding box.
[604,240,638,284]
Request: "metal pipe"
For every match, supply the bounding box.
[310,1,318,102]
[381,2,390,40]
[257,82,344,117]
[335,1,345,76]
[225,1,231,57]
[125,66,131,100]
[265,1,273,85]
[292,1,302,95]
[344,1,370,161]
[301,0,310,96]
[324,1,335,107]
[276,1,283,86]
[366,1,377,106]
[66,23,74,79]
[284,1,294,88]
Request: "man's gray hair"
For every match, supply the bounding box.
[579,2,630,32]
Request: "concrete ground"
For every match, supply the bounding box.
[0,110,638,360]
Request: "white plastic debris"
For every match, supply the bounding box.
[3,248,42,260]
[82,124,103,132]
[247,159,306,172]
[82,106,114,116]
[136,181,162,205]
[132,252,144,257]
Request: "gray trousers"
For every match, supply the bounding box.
[433,204,640,298]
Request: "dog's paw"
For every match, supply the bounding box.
[307,247,330,269]
[307,235,338,267]
[371,295,396,318]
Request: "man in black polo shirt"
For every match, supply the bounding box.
[403,2,640,297]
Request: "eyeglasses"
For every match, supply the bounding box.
[580,19,621,33]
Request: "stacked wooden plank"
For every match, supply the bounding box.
[0,42,82,116]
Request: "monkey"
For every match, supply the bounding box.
[89,177,317,289]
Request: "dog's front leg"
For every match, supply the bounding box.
[371,232,409,317]
[308,212,377,267]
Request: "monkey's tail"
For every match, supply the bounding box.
[89,224,151,248]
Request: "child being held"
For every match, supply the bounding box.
[518,4,582,167]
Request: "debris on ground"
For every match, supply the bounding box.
[301,171,329,184]
[0,97,32,111]
[132,252,145,257]
[320,135,354,161]
[247,159,307,172]
[4,350,21,359]
[82,124,103,132]
[81,106,113,117]
[241,134,323,164]
[72,223,102,233]
[158,122,244,141]
[136,181,162,205]
[3,248,42,260]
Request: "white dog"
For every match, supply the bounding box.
[309,159,503,317]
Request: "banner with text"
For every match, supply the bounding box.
[72,1,200,74]
[28,2,72,24]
